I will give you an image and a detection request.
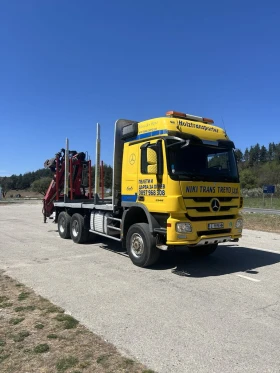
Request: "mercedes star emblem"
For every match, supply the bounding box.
[211,198,220,212]
[129,153,136,165]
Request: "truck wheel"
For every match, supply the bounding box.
[126,223,160,267]
[57,212,71,239]
[70,213,89,244]
[188,243,218,256]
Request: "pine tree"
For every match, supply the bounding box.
[259,145,267,163]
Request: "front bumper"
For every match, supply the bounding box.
[166,216,242,246]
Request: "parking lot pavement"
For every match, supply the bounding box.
[1,203,280,373]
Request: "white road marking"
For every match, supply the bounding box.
[247,247,280,255]
[236,274,260,282]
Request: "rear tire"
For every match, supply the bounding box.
[57,212,71,239]
[70,213,89,244]
[188,243,218,256]
[126,223,160,267]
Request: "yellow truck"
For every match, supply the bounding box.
[44,110,243,267]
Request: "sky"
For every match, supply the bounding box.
[1,0,280,176]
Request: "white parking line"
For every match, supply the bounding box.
[248,247,280,255]
[236,274,260,282]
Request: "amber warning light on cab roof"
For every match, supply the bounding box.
[166,110,214,124]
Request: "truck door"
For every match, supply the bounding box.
[121,143,139,203]
[138,139,167,212]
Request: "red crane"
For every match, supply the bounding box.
[42,149,92,222]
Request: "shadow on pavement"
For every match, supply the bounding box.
[154,244,280,278]
[97,238,280,278]
[94,238,128,256]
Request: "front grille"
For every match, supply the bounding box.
[220,206,233,211]
[191,197,237,202]
[186,214,235,221]
[186,197,236,203]
[193,206,236,213]
[198,229,231,236]
[195,207,210,212]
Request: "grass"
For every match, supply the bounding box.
[242,212,280,233]
[15,305,35,312]
[12,331,30,342]
[0,354,10,363]
[56,356,79,372]
[0,295,9,303]
[0,274,156,373]
[243,196,280,209]
[1,302,13,308]
[96,353,111,366]
[9,317,25,325]
[55,314,79,329]
[47,334,58,339]
[18,292,29,301]
[34,343,50,353]
[34,323,45,329]
[45,305,64,313]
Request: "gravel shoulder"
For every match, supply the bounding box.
[0,272,153,373]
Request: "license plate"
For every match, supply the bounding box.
[208,222,224,229]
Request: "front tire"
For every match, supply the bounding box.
[70,213,89,244]
[57,212,71,239]
[126,223,160,267]
[188,243,218,256]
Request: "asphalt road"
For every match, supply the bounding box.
[1,203,280,373]
[243,207,280,215]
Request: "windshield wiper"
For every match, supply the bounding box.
[166,139,190,149]
[166,140,184,149]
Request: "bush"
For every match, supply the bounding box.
[34,344,50,353]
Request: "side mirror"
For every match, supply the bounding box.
[146,148,157,174]
[141,140,163,176]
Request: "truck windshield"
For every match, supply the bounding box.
[166,140,239,182]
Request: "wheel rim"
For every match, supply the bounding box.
[72,220,79,237]
[130,233,144,258]
[59,217,65,233]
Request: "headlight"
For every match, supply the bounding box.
[235,219,243,228]
[176,222,192,233]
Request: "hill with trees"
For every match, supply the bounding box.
[0,169,53,197]
[236,142,280,196]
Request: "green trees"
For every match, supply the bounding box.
[0,169,52,193]
[0,177,13,197]
[104,164,113,189]
[31,177,53,196]
[90,163,113,190]
[236,142,280,194]
[239,169,258,189]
